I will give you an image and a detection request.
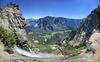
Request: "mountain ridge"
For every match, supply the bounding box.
[26,16,81,32]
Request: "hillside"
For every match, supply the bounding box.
[26,16,81,32]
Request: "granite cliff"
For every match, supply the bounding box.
[0,3,29,51]
[67,6,100,54]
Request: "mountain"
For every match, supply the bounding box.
[26,16,81,32]
[25,16,82,45]
[25,19,38,32]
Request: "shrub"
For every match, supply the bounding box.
[0,26,16,53]
[4,47,14,54]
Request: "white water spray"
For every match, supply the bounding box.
[15,47,63,58]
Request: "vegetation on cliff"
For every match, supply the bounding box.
[0,26,16,53]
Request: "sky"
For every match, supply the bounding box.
[0,0,98,19]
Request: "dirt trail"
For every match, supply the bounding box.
[0,41,11,62]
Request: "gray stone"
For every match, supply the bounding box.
[0,3,29,51]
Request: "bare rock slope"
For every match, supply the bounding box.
[0,3,29,50]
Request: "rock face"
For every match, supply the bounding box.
[67,7,99,52]
[0,3,29,50]
[68,15,96,46]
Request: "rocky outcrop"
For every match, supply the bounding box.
[0,3,29,50]
[69,17,96,47]
[66,7,100,54]
[67,7,98,46]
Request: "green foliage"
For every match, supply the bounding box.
[62,42,85,56]
[35,44,52,53]
[30,43,52,53]
[28,30,70,45]
[0,26,16,53]
[27,32,33,41]
[4,47,14,54]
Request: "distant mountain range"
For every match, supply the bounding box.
[25,16,81,32]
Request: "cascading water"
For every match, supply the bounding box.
[15,47,63,58]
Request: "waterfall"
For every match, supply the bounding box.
[15,47,63,58]
[16,47,42,57]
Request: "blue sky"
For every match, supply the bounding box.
[1,0,98,19]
